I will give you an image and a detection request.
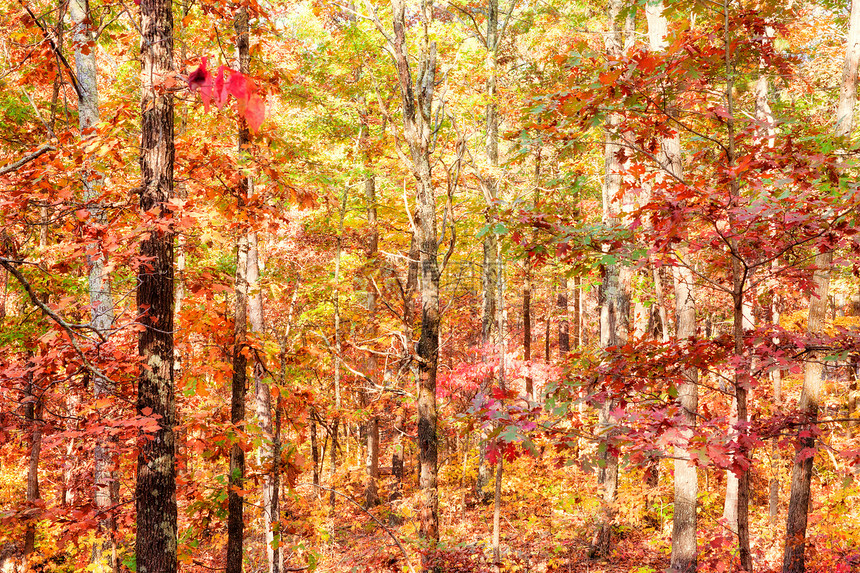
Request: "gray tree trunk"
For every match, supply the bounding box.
[388,0,442,542]
[477,0,501,505]
[592,0,633,558]
[364,176,381,508]
[23,370,42,572]
[70,0,118,569]
[783,7,859,562]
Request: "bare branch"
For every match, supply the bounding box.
[0,144,55,176]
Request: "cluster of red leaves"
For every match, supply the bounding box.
[187,57,265,133]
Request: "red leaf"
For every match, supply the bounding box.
[214,65,229,110]
[227,72,252,111]
[188,57,213,112]
[245,93,265,133]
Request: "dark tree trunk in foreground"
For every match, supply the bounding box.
[227,9,251,573]
[136,0,177,570]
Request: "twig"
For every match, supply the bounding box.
[0,258,113,382]
[0,144,55,176]
[295,483,418,573]
[18,0,82,99]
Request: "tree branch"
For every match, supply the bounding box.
[0,145,55,176]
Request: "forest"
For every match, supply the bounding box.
[2,0,860,571]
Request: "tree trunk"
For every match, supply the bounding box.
[523,264,532,399]
[364,175,381,508]
[782,5,860,566]
[477,0,501,505]
[23,369,42,572]
[558,279,569,354]
[136,0,177,570]
[646,4,698,569]
[271,397,282,573]
[720,0,753,566]
[329,187,347,509]
[311,413,320,493]
[671,262,698,573]
[389,0,442,544]
[226,11,252,573]
[573,276,581,348]
[783,255,831,573]
[592,0,633,558]
[70,0,118,569]
[491,457,503,572]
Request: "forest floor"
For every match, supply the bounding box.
[315,499,671,573]
[289,452,860,573]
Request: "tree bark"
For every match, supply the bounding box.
[70,0,118,569]
[226,11,252,573]
[591,0,633,558]
[388,0,441,543]
[782,5,859,568]
[783,253,831,573]
[558,279,570,353]
[364,175,381,508]
[476,0,502,505]
[523,264,532,399]
[646,4,698,569]
[136,0,177,570]
[329,187,347,509]
[23,369,42,572]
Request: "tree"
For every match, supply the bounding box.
[645,2,698,570]
[135,0,177,570]
[784,0,860,570]
[591,0,633,558]
[226,9,252,573]
[387,0,442,542]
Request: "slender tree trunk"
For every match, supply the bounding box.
[491,457,503,572]
[311,413,320,493]
[136,0,177,570]
[653,267,669,342]
[238,16,277,571]
[719,1,753,566]
[271,397,282,573]
[226,11,252,573]
[23,370,42,572]
[329,187,347,509]
[250,227,276,566]
[477,0,501,505]
[573,276,581,348]
[523,149,539,399]
[592,0,633,558]
[523,264,532,398]
[646,4,698,569]
[70,0,118,569]
[783,254,831,573]
[780,14,855,554]
[389,0,442,545]
[671,260,698,573]
[364,175,381,508]
[558,280,569,354]
[391,407,405,505]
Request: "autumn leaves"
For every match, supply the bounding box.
[187,56,265,133]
